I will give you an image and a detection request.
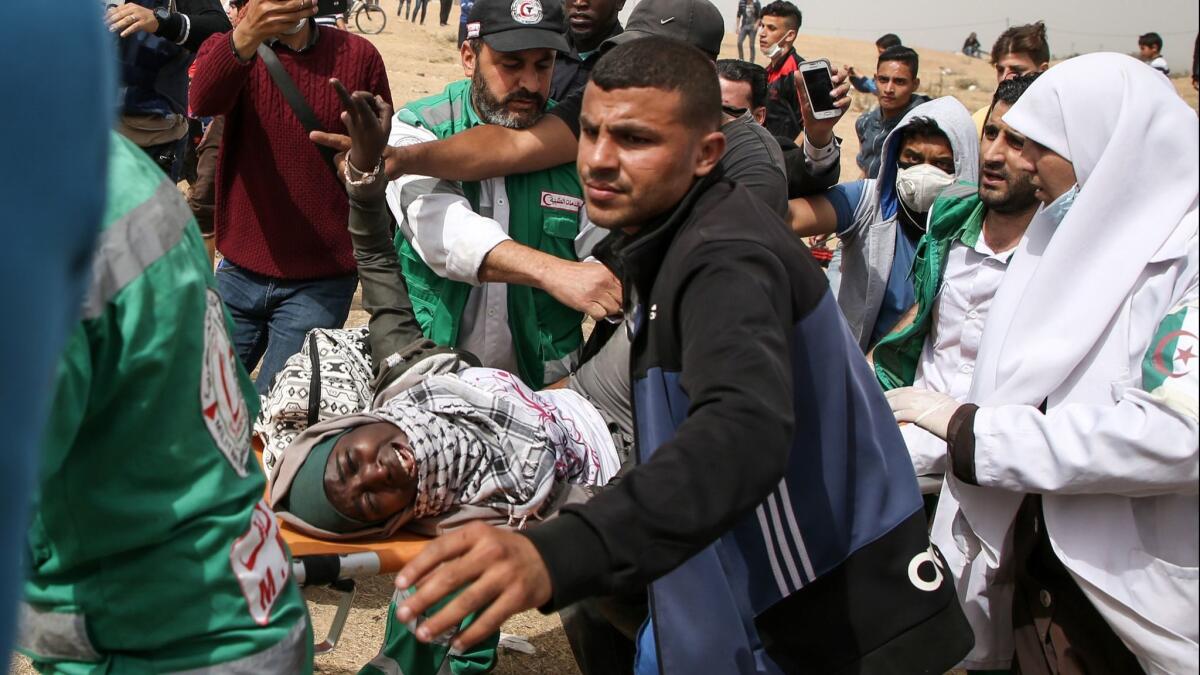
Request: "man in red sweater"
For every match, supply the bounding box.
[191,0,392,393]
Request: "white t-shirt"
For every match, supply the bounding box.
[1150,56,1170,75]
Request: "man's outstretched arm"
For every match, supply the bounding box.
[313,113,578,183]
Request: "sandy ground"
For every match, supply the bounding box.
[10,12,1200,675]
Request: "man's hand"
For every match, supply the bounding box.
[329,79,392,198]
[394,522,552,651]
[106,3,159,37]
[541,260,622,320]
[312,131,418,181]
[886,387,961,440]
[231,0,317,59]
[795,64,851,148]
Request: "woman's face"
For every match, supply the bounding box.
[1021,140,1078,204]
[322,422,418,524]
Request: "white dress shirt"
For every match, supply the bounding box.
[902,234,1012,476]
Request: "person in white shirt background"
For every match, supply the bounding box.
[1139,32,1171,75]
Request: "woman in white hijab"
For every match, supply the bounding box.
[887,53,1198,673]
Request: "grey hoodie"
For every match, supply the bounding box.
[835,97,979,350]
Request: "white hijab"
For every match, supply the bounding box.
[972,52,1199,408]
[949,53,1200,560]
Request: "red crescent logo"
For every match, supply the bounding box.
[1152,329,1197,378]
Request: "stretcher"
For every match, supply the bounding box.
[255,441,431,655]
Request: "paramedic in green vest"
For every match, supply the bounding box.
[17,132,311,674]
[384,0,619,389]
[872,73,1041,481]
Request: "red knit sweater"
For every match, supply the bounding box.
[191,26,391,279]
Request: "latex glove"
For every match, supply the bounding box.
[885,387,961,440]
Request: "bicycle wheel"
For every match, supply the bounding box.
[354,4,386,33]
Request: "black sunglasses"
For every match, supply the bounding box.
[722,105,749,118]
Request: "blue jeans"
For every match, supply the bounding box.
[216,260,358,395]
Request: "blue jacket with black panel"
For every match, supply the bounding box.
[523,171,973,674]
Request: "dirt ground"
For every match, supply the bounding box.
[10,12,1199,675]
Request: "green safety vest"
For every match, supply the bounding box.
[873,181,985,390]
[393,79,584,388]
[20,134,310,673]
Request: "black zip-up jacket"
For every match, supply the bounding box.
[524,172,972,673]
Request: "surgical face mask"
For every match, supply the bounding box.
[1042,183,1080,227]
[763,31,793,59]
[895,163,955,215]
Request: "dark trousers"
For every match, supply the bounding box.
[437,0,450,25]
[410,0,426,23]
[559,594,645,675]
[216,260,358,395]
[1010,497,1144,675]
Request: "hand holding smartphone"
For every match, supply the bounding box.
[316,0,348,15]
[798,59,840,120]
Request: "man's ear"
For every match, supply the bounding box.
[693,130,727,178]
[752,106,766,126]
[461,41,477,77]
[913,76,921,91]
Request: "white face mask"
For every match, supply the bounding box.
[895,163,955,215]
[763,31,793,59]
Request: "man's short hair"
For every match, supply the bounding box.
[990,22,1050,65]
[760,1,801,30]
[1138,32,1163,50]
[898,116,947,145]
[878,45,919,78]
[876,33,902,50]
[592,36,721,131]
[993,72,1040,107]
[716,59,768,109]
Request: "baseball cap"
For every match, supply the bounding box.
[466,0,569,54]
[603,0,725,57]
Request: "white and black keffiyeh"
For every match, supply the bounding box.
[370,373,559,523]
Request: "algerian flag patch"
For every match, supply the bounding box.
[1141,298,1198,419]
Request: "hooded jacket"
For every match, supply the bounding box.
[523,171,973,674]
[833,96,979,351]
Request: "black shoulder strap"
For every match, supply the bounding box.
[256,43,340,177]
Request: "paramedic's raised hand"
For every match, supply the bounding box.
[330,79,392,199]
[886,387,961,440]
[231,0,318,59]
[795,64,851,149]
[395,522,552,651]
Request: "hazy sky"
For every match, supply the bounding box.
[622,0,1199,73]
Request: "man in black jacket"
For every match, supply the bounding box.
[106,0,230,178]
[389,36,972,674]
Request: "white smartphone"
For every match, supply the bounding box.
[798,59,840,120]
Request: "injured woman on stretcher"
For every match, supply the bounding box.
[259,95,632,539]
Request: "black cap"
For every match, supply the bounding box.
[466,0,570,54]
[603,0,725,57]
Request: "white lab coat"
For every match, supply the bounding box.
[933,230,1199,673]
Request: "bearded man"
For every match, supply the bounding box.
[385,0,619,388]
